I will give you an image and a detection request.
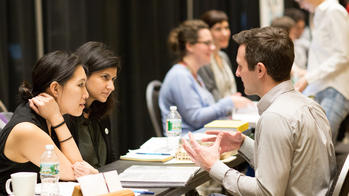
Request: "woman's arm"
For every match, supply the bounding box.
[4,122,76,180]
[29,93,83,164]
[29,93,98,176]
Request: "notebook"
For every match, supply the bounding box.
[204,120,249,132]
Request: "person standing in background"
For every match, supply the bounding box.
[66,41,120,169]
[295,0,349,144]
[198,10,241,101]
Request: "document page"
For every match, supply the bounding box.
[119,165,200,187]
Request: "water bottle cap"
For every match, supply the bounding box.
[45,144,54,150]
[170,106,177,111]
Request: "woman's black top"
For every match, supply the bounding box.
[65,115,118,168]
[0,102,59,195]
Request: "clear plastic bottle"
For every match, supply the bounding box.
[40,144,60,196]
[166,106,182,150]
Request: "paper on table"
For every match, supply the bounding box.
[78,173,109,196]
[120,152,174,162]
[35,182,78,196]
[119,165,200,187]
[120,137,176,162]
[77,170,123,196]
[103,170,123,192]
[139,137,177,154]
[233,101,259,128]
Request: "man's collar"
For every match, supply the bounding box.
[257,80,294,115]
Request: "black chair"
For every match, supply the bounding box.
[327,154,349,196]
[0,112,13,130]
[146,80,163,137]
[332,154,349,196]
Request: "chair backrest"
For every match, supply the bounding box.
[0,100,8,112]
[146,80,163,137]
[331,154,349,196]
[0,112,14,130]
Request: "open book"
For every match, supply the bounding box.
[119,165,200,187]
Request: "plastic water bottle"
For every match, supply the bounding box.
[166,106,182,150]
[40,144,60,196]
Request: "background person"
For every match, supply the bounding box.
[159,20,251,135]
[66,41,120,168]
[295,0,349,144]
[284,8,310,70]
[0,51,97,194]
[197,10,239,101]
[183,27,335,195]
[270,16,307,82]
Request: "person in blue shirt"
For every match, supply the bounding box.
[159,20,251,135]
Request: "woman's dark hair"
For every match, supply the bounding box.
[168,20,208,61]
[271,16,296,34]
[200,10,228,28]
[75,41,120,119]
[19,50,82,102]
[232,27,294,82]
[284,8,306,23]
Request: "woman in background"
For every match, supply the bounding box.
[270,16,306,82]
[0,51,97,194]
[66,41,120,168]
[198,10,239,101]
[159,20,251,135]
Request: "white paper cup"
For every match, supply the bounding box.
[5,172,37,196]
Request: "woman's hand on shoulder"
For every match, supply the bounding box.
[72,161,99,178]
[29,93,63,124]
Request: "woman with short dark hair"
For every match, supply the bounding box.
[198,10,240,101]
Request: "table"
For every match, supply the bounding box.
[98,155,245,196]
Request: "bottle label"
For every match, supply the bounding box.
[40,163,59,175]
[167,119,182,132]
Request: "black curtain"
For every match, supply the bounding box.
[1,0,262,158]
[0,0,37,111]
[42,0,187,156]
[0,0,9,109]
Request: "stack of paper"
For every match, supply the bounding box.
[119,165,200,187]
[233,102,260,128]
[204,120,249,132]
[120,136,238,164]
[120,137,175,162]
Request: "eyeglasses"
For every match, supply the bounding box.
[196,40,215,46]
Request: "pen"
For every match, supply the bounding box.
[133,190,155,195]
[136,152,171,156]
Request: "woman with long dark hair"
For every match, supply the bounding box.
[65,41,120,169]
[0,51,97,194]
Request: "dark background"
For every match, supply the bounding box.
[0,0,301,157]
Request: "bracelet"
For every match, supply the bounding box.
[51,120,65,129]
[59,135,73,143]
